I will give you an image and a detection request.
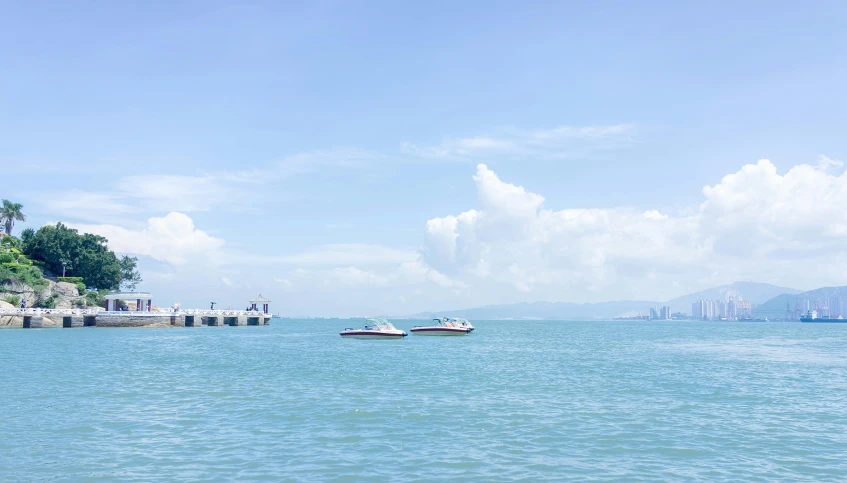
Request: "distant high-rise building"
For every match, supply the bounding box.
[828,296,841,317]
[727,298,737,320]
[649,307,659,319]
[660,306,671,320]
[736,301,752,318]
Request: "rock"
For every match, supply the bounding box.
[0,315,21,326]
[0,283,41,306]
[0,300,13,309]
[53,282,80,309]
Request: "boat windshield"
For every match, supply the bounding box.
[364,318,396,331]
[434,317,471,327]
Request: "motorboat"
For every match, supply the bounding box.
[340,318,407,339]
[410,317,474,336]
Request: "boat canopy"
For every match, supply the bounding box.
[364,318,398,331]
[433,317,470,325]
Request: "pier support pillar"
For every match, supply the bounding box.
[62,316,84,328]
[23,316,43,328]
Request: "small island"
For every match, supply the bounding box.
[0,201,271,328]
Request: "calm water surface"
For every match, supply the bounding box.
[1,320,846,482]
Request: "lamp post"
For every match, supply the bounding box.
[62,262,66,277]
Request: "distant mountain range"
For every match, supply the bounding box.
[664,281,800,314]
[753,285,847,319]
[408,282,802,320]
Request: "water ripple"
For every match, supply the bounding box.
[1,321,846,481]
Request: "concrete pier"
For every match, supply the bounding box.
[4,309,272,329]
[62,316,84,328]
[204,316,223,326]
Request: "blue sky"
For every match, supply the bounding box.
[2,1,847,315]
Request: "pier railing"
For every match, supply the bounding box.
[0,308,269,317]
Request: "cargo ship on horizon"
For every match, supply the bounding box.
[800,310,847,323]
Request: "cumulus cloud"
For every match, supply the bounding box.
[402,124,637,161]
[69,212,225,265]
[419,158,847,301]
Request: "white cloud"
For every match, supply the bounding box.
[325,267,390,287]
[68,212,225,265]
[272,148,382,176]
[44,173,258,223]
[40,148,383,223]
[418,158,847,301]
[273,277,293,289]
[42,191,138,223]
[51,154,847,314]
[240,243,418,266]
[117,174,256,212]
[402,124,636,161]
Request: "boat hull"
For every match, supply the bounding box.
[410,327,471,336]
[340,331,407,339]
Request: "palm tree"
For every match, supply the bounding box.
[0,200,26,236]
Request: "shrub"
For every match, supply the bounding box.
[0,253,13,264]
[72,298,85,307]
[3,295,20,307]
[85,290,105,307]
[34,294,57,309]
[0,264,47,290]
[75,282,86,294]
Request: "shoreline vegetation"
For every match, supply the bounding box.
[0,200,143,326]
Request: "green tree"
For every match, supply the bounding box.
[119,255,142,291]
[20,228,35,250]
[0,200,26,236]
[0,233,21,250]
[23,223,123,290]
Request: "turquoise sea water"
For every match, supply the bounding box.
[1,320,846,482]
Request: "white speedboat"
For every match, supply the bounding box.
[340,318,407,339]
[410,317,474,336]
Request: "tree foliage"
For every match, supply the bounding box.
[23,223,122,290]
[119,255,142,291]
[0,200,26,236]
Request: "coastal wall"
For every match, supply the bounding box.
[2,311,271,328]
[93,314,177,328]
[3,315,61,327]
